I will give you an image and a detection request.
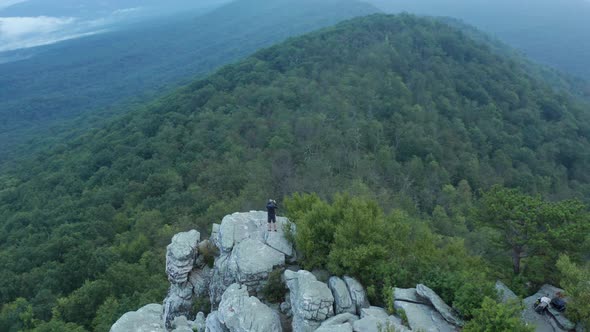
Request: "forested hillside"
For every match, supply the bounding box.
[1,14,589,331]
[368,0,590,80]
[0,0,379,165]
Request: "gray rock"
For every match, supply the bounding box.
[205,311,228,332]
[166,230,201,284]
[209,212,291,305]
[495,281,518,303]
[218,211,268,252]
[209,238,285,305]
[393,287,428,304]
[110,303,165,332]
[393,300,458,332]
[190,266,212,298]
[217,283,282,332]
[328,277,355,315]
[523,284,576,332]
[315,323,353,332]
[352,316,410,332]
[343,276,370,314]
[416,284,464,327]
[285,270,335,332]
[360,306,389,320]
[163,282,195,328]
[172,316,194,332]
[264,220,294,257]
[320,313,359,327]
[194,312,206,332]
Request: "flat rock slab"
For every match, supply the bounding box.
[393,287,427,304]
[416,284,464,327]
[110,303,165,332]
[394,300,459,332]
[523,284,575,332]
[231,238,285,280]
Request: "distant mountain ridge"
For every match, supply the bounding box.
[1,13,589,330]
[0,0,380,166]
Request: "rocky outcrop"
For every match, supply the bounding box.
[328,276,355,315]
[110,304,165,332]
[205,283,282,331]
[285,269,335,332]
[416,284,464,327]
[209,212,293,305]
[393,287,460,332]
[352,307,409,332]
[522,284,576,332]
[343,276,370,315]
[110,304,199,332]
[163,230,204,328]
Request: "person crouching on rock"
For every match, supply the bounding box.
[267,199,278,232]
[534,296,551,314]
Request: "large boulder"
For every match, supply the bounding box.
[110,304,165,332]
[163,283,194,327]
[166,230,201,284]
[209,212,292,305]
[393,287,459,332]
[205,311,228,332]
[163,230,203,328]
[394,287,428,304]
[285,270,335,332]
[416,284,464,327]
[393,300,459,332]
[343,276,370,314]
[215,283,282,332]
[209,238,285,304]
[215,211,293,254]
[328,277,355,315]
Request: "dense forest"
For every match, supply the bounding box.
[0,0,379,166]
[1,14,589,331]
[368,0,590,81]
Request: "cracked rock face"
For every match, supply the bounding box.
[285,269,334,332]
[343,276,370,315]
[166,230,201,284]
[209,212,292,306]
[329,276,355,315]
[163,230,202,328]
[212,283,282,332]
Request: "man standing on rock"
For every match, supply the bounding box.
[267,199,278,232]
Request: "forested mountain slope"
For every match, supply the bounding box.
[368,0,590,80]
[0,0,379,165]
[1,14,590,331]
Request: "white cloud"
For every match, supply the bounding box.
[0,16,76,40]
[0,0,28,10]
